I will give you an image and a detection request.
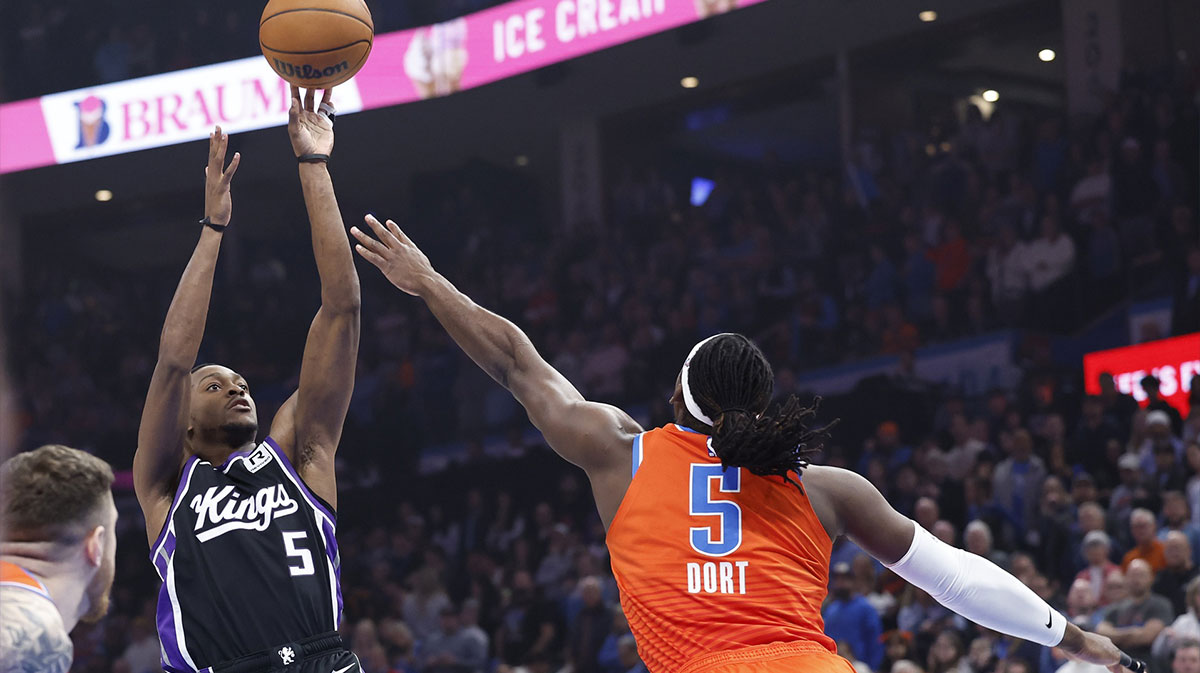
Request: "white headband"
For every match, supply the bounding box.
[680,334,722,427]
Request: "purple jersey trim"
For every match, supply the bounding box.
[150,456,201,570]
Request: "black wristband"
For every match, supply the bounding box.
[199,216,227,232]
[297,153,330,164]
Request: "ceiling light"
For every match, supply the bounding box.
[982,89,999,103]
[514,155,529,167]
[681,76,699,89]
[918,10,937,22]
[95,189,113,202]
[1038,49,1056,62]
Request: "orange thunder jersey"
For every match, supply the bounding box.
[607,424,835,673]
[0,560,53,601]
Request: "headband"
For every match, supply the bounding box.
[680,334,721,427]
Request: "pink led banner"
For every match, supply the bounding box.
[0,0,766,174]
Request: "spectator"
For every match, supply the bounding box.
[404,567,454,641]
[993,429,1047,539]
[567,577,610,673]
[945,414,988,481]
[1098,373,1140,436]
[1142,377,1185,437]
[1152,581,1199,666]
[421,605,488,673]
[457,600,490,673]
[615,634,646,673]
[1066,577,1100,628]
[1076,530,1120,605]
[596,607,632,673]
[892,660,925,673]
[1096,559,1174,668]
[837,641,874,673]
[823,562,884,671]
[1070,397,1123,487]
[1154,532,1198,616]
[117,617,160,673]
[1140,410,1186,474]
[927,631,971,673]
[1173,640,1200,673]
[1112,454,1151,536]
[1161,492,1200,562]
[1101,568,1129,608]
[965,519,1010,568]
[1124,509,1168,572]
[1025,214,1076,298]
[966,636,996,673]
[495,571,562,667]
[928,220,970,294]
[882,630,917,673]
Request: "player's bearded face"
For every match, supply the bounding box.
[82,548,115,623]
[82,504,118,623]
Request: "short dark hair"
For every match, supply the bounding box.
[686,334,837,488]
[1,445,114,544]
[191,362,219,374]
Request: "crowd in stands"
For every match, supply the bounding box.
[3,20,1199,673]
[0,0,508,101]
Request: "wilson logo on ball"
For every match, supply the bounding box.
[272,59,351,81]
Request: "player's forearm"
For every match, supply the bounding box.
[299,163,360,314]
[417,272,532,389]
[157,228,223,369]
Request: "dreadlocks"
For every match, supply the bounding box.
[685,334,837,488]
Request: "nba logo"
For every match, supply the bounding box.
[75,95,110,149]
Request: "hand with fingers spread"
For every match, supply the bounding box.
[204,126,241,226]
[351,215,436,296]
[288,86,335,158]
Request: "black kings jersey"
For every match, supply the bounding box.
[150,438,342,672]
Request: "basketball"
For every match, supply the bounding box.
[260,0,374,89]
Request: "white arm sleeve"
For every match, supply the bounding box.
[884,521,1067,647]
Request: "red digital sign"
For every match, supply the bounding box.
[1083,333,1200,415]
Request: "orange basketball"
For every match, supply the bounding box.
[260,0,374,89]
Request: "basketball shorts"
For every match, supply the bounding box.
[210,632,362,673]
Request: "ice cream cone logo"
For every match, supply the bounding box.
[75,95,111,149]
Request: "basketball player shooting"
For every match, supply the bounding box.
[351,218,1145,673]
[134,88,361,673]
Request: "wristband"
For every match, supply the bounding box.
[199,216,227,232]
[297,153,330,164]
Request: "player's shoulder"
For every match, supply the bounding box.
[0,586,73,673]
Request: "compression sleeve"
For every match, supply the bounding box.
[884,521,1067,647]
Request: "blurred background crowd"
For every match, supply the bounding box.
[2,1,1200,673]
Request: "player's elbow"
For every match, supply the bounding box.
[322,290,361,316]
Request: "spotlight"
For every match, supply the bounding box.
[681,76,699,89]
[95,189,113,202]
[918,10,937,22]
[1038,49,1056,62]
[515,155,530,167]
[982,89,999,103]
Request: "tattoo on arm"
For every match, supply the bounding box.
[0,590,73,673]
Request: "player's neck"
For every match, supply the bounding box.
[1,548,89,631]
[190,438,258,465]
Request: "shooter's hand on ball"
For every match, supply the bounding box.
[351,215,437,297]
[289,86,335,158]
[205,126,240,226]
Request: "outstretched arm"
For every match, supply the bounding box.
[271,88,360,508]
[806,465,1136,673]
[351,217,640,480]
[135,128,239,543]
